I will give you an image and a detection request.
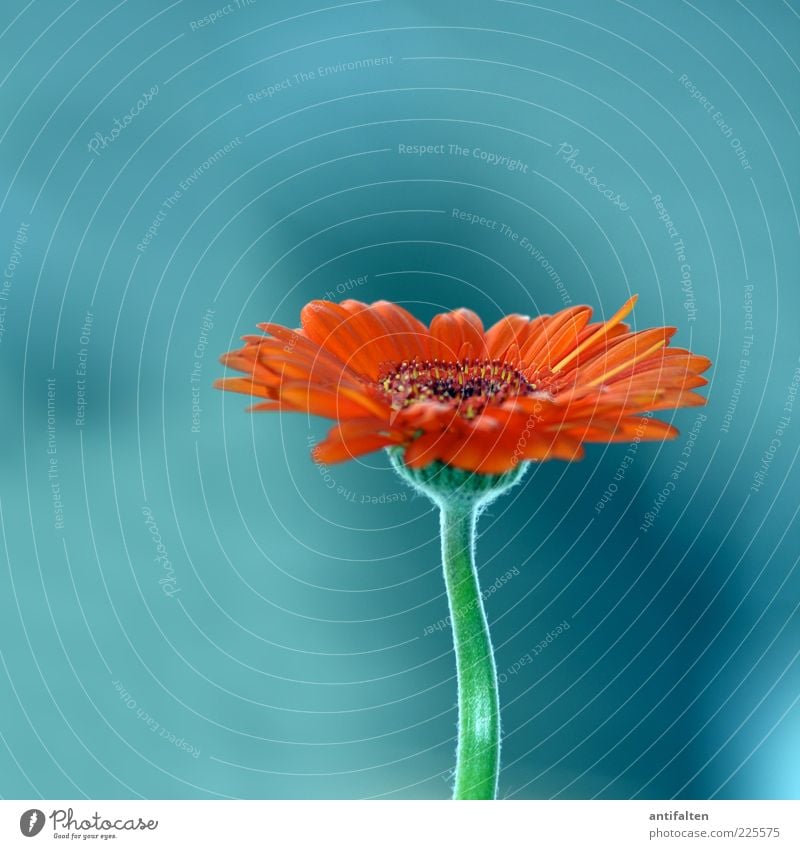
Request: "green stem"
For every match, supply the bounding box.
[439,499,500,800]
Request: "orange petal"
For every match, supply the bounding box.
[657,350,713,374]
[325,416,403,440]
[429,308,486,361]
[300,300,391,378]
[254,322,306,345]
[551,295,638,373]
[279,382,387,420]
[575,327,677,385]
[243,332,361,381]
[246,401,283,412]
[368,300,432,362]
[605,364,708,392]
[337,300,416,366]
[485,314,532,359]
[219,352,282,387]
[568,415,678,443]
[583,339,671,388]
[567,387,706,414]
[393,401,460,432]
[523,306,593,370]
[313,432,399,463]
[403,431,456,468]
[214,377,276,399]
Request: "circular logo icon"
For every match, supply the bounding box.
[19,809,45,837]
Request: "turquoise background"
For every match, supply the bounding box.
[1,0,799,800]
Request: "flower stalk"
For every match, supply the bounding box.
[439,498,500,800]
[387,449,529,799]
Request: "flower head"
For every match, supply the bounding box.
[215,297,710,474]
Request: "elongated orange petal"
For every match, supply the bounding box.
[314,432,400,463]
[246,400,283,412]
[365,300,433,362]
[429,308,487,361]
[524,307,593,370]
[324,417,402,441]
[213,377,276,399]
[278,382,384,419]
[404,431,457,468]
[551,295,638,373]
[583,337,669,388]
[520,306,590,369]
[485,314,532,359]
[299,301,381,377]
[219,353,282,387]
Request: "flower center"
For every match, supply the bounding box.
[378,357,552,417]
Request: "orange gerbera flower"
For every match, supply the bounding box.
[215,296,710,474]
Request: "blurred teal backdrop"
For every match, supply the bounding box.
[1,0,799,800]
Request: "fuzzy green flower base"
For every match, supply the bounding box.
[387,447,529,508]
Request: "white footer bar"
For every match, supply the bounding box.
[2,800,797,847]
